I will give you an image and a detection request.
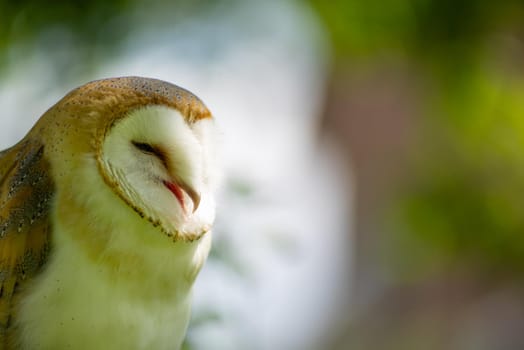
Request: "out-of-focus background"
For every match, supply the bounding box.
[2,0,524,349]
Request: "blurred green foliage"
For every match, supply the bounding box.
[0,0,130,41]
[309,0,524,277]
[0,0,225,78]
[0,0,133,68]
[400,60,524,275]
[309,0,524,58]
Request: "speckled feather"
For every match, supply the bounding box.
[0,141,53,345]
[0,77,211,348]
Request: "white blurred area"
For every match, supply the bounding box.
[0,1,353,349]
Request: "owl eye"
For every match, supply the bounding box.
[131,141,168,166]
[131,141,157,155]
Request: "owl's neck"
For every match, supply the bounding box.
[52,178,213,298]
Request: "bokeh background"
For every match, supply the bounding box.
[1,0,524,349]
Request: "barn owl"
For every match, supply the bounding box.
[0,77,219,349]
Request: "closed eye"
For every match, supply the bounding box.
[132,141,158,155]
[131,141,168,165]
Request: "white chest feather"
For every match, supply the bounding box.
[15,200,212,350]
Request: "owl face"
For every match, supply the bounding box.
[99,105,219,241]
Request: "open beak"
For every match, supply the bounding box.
[180,182,201,213]
[163,180,201,213]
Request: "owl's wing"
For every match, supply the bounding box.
[0,140,53,341]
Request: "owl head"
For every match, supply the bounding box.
[33,76,220,242]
